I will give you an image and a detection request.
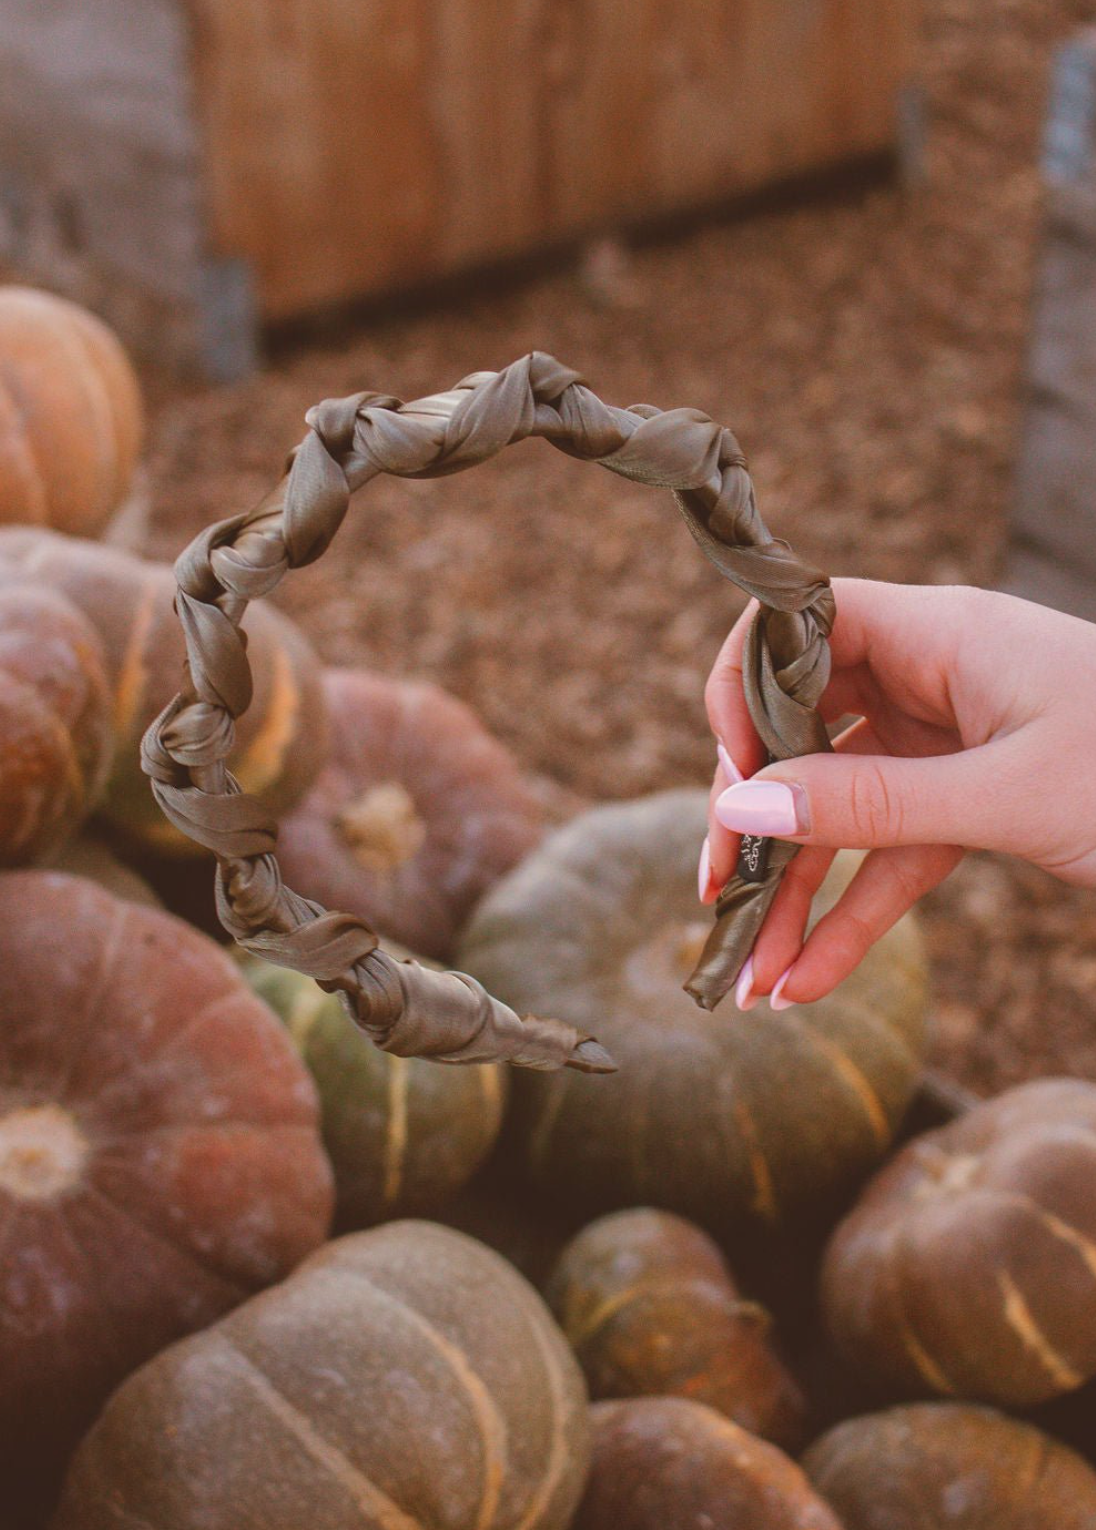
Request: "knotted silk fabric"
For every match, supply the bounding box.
[142,353,834,1071]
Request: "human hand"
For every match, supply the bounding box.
[699,579,1096,1010]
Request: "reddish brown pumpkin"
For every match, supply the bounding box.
[0,872,332,1522]
[821,1078,1096,1408]
[0,527,328,853]
[55,1222,590,1530]
[546,1208,805,1449]
[0,286,143,537]
[0,582,113,864]
[803,1403,1096,1529]
[574,1398,841,1530]
[277,668,543,960]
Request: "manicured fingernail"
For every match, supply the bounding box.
[770,966,796,1010]
[715,780,810,837]
[735,954,759,1012]
[698,836,712,902]
[717,742,744,785]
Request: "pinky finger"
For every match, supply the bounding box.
[772,843,962,1005]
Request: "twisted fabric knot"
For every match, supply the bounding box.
[142,354,834,1068]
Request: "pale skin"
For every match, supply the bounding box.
[701,579,1096,1008]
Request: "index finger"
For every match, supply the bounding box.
[703,598,768,778]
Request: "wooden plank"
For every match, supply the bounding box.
[189,0,919,321]
[1014,30,1096,581]
[0,0,202,300]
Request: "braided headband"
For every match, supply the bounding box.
[142,352,834,1073]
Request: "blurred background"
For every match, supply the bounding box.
[3,0,1095,1094]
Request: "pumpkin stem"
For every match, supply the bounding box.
[336,782,427,873]
[0,1103,89,1200]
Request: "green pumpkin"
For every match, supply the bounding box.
[458,790,928,1234]
[243,956,508,1230]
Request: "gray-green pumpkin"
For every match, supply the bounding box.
[458,791,928,1233]
[242,956,507,1230]
[54,1222,591,1530]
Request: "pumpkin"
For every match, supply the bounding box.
[573,1397,840,1530]
[47,832,161,907]
[0,871,332,1522]
[242,956,508,1230]
[0,527,328,853]
[55,1221,591,1530]
[458,791,928,1234]
[803,1402,1096,1529]
[0,582,113,865]
[820,1077,1096,1408]
[0,286,143,538]
[545,1208,805,1449]
[276,668,543,961]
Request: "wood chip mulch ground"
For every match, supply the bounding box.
[139,0,1096,1098]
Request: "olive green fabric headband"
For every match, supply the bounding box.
[142,352,834,1072]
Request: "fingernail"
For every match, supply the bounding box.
[698,836,712,902]
[717,742,744,785]
[715,780,810,837]
[770,966,796,1010]
[735,954,759,1012]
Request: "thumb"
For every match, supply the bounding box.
[713,742,1019,853]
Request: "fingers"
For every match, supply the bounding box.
[714,736,1020,854]
[765,843,962,1005]
[730,719,958,1006]
[743,846,836,993]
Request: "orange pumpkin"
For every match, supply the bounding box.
[0,871,332,1522]
[0,527,328,853]
[574,1398,841,1530]
[0,582,113,864]
[277,668,543,959]
[821,1078,1096,1408]
[0,286,143,537]
[546,1208,805,1448]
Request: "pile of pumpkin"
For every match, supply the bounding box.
[2,285,1096,1530]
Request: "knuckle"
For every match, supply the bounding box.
[848,762,903,844]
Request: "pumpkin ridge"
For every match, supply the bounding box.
[730,1094,779,1224]
[891,1212,959,1396]
[382,1056,411,1209]
[510,1269,576,1530]
[57,308,117,514]
[791,1016,892,1149]
[526,1074,570,1177]
[0,361,51,522]
[54,889,131,1101]
[52,1191,130,1376]
[567,1274,751,1350]
[112,575,158,744]
[821,990,923,1073]
[80,1178,250,1301]
[995,1269,1085,1391]
[962,1184,1096,1281]
[235,637,300,796]
[332,1268,509,1530]
[213,1332,425,1530]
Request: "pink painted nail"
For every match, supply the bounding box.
[717,742,744,785]
[715,780,810,838]
[698,836,712,902]
[770,966,797,1010]
[735,954,759,1012]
